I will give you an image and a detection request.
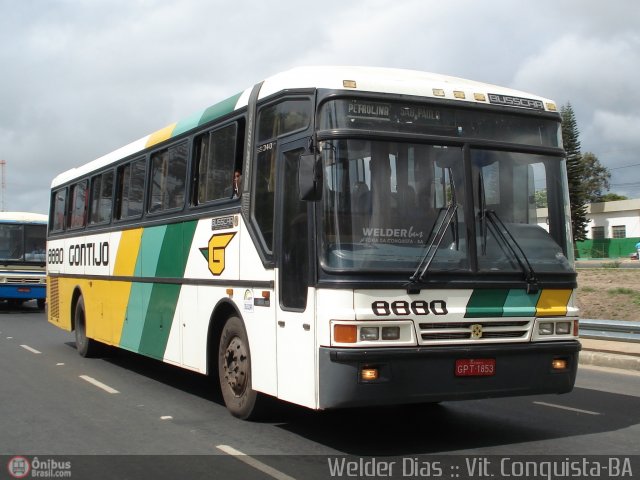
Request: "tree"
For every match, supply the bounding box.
[561,103,589,242]
[581,151,611,202]
[534,189,547,208]
[599,192,628,202]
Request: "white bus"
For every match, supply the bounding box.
[47,67,580,419]
[0,212,47,309]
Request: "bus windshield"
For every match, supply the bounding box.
[0,223,47,264]
[319,139,572,275]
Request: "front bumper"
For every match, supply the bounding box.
[319,341,580,409]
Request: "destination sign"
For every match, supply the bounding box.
[347,101,390,120]
[346,100,442,125]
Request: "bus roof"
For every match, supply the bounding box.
[51,66,557,188]
[0,212,48,224]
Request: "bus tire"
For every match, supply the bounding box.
[218,316,263,420]
[37,299,45,310]
[74,296,102,358]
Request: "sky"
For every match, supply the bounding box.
[1,0,639,215]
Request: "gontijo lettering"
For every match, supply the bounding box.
[68,242,109,266]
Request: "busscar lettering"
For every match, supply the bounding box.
[488,93,544,110]
[68,242,109,267]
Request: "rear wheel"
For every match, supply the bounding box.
[74,297,102,357]
[218,316,263,419]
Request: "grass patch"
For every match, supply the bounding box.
[602,261,621,269]
[580,286,596,293]
[607,287,636,295]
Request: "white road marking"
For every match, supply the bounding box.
[20,344,42,354]
[216,445,296,480]
[56,363,65,366]
[533,401,601,415]
[160,416,173,420]
[79,375,119,394]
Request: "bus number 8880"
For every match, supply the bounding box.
[371,300,448,316]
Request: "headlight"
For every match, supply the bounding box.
[538,322,554,335]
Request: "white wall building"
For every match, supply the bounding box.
[584,199,640,239]
[537,199,640,240]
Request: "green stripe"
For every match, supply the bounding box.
[120,221,198,358]
[138,221,198,359]
[503,289,541,316]
[465,289,509,318]
[198,92,243,126]
[138,283,181,359]
[120,282,153,351]
[173,109,206,137]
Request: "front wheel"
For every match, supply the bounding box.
[74,297,103,357]
[218,316,264,419]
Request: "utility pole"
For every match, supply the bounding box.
[0,160,5,212]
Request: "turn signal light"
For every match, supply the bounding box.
[334,324,357,343]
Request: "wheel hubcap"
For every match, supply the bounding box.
[222,337,248,396]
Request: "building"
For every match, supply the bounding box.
[538,199,640,259]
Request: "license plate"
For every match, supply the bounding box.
[455,358,496,377]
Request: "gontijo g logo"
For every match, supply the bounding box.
[199,232,236,275]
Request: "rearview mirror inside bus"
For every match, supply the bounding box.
[299,153,322,201]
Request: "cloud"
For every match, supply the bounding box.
[1,0,640,212]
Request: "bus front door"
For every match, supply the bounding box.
[275,140,317,409]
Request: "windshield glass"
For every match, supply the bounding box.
[472,150,572,273]
[319,140,572,275]
[0,224,46,263]
[320,140,468,272]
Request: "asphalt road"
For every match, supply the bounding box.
[1,305,639,479]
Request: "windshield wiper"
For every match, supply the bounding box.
[484,210,539,294]
[408,169,457,291]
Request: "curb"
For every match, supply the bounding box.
[579,350,640,371]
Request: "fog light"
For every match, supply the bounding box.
[361,367,379,381]
[552,358,568,370]
[360,327,379,341]
[381,326,400,340]
[556,322,571,334]
[539,322,554,335]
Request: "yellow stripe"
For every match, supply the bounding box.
[145,123,177,148]
[536,289,572,317]
[103,228,144,344]
[114,228,143,276]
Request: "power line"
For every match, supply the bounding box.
[610,162,640,170]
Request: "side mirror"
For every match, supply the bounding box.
[298,154,322,201]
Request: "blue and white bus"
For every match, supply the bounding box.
[0,212,47,309]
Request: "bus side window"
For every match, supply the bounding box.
[89,170,114,225]
[193,123,238,204]
[253,99,311,254]
[68,180,88,230]
[51,188,67,232]
[149,141,188,213]
[116,157,146,220]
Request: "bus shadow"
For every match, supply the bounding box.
[61,342,640,455]
[64,343,225,405]
[271,388,640,455]
[0,299,44,314]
